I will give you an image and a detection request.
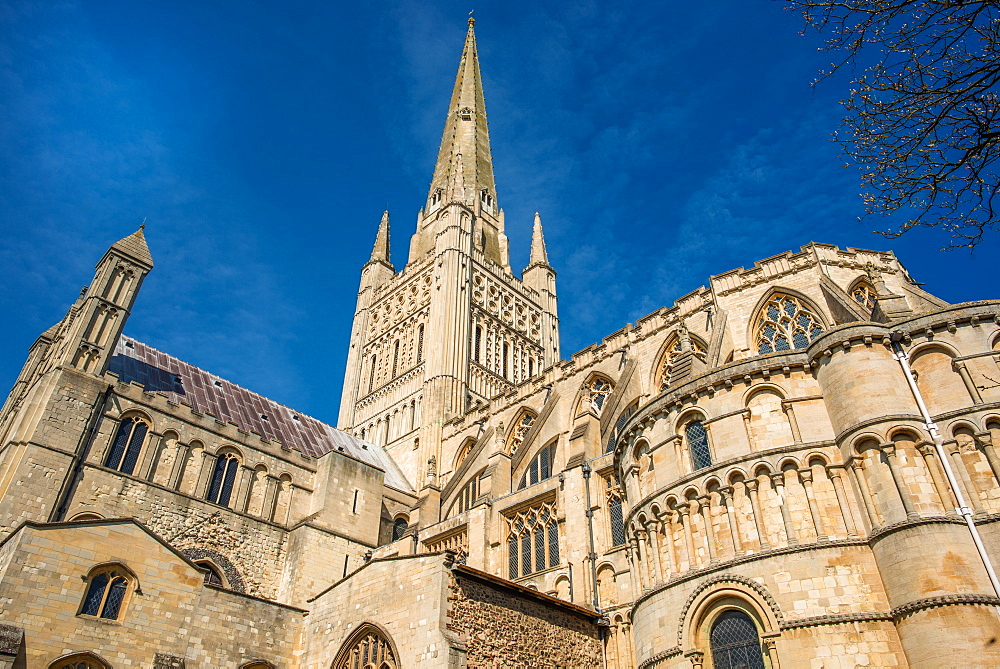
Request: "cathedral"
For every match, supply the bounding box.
[2,18,1000,669]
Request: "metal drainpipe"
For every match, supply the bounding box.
[582,461,602,612]
[890,335,1000,613]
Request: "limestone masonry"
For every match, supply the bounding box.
[1,18,999,669]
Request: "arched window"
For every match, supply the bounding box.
[710,610,766,669]
[240,662,276,669]
[332,623,398,669]
[606,401,638,453]
[606,474,626,546]
[507,500,559,579]
[49,652,111,669]
[502,342,509,378]
[78,564,133,621]
[391,340,400,378]
[519,442,555,489]
[582,377,614,416]
[474,325,482,363]
[455,437,476,469]
[508,411,536,456]
[416,324,425,363]
[755,293,823,354]
[851,281,878,311]
[368,354,377,392]
[104,415,149,475]
[206,451,240,507]
[686,420,712,470]
[195,560,226,587]
[391,517,409,541]
[455,473,482,515]
[528,357,534,377]
[658,337,707,391]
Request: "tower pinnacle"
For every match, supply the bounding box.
[426,18,496,209]
[369,210,392,266]
[527,212,550,269]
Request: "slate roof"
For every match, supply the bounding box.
[107,336,413,492]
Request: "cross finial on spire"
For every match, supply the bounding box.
[139,216,146,231]
[468,10,475,27]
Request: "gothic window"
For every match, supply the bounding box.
[455,473,482,514]
[519,442,555,490]
[507,500,559,579]
[502,342,509,378]
[755,294,824,354]
[392,340,400,378]
[474,326,482,362]
[686,420,712,470]
[658,337,706,392]
[851,281,878,310]
[417,324,425,363]
[710,610,766,669]
[368,354,377,392]
[49,653,111,669]
[528,357,534,377]
[508,411,536,456]
[333,623,398,669]
[206,450,240,507]
[104,415,149,475]
[606,401,638,453]
[582,377,614,416]
[78,564,133,622]
[606,474,626,546]
[391,517,409,541]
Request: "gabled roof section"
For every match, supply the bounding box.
[427,18,496,205]
[107,336,413,492]
[109,226,154,268]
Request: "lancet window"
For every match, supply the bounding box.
[391,517,408,541]
[606,401,638,453]
[104,415,149,475]
[851,281,877,310]
[508,412,536,456]
[582,377,613,416]
[507,500,559,579]
[416,324,425,363]
[474,326,482,362]
[79,564,132,621]
[455,473,482,514]
[605,474,626,546]
[518,442,555,489]
[755,294,823,354]
[686,419,712,470]
[206,451,240,507]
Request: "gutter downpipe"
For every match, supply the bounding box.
[582,460,608,669]
[890,335,1000,614]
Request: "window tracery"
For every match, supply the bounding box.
[391,517,408,541]
[332,624,398,669]
[582,377,613,415]
[851,281,878,310]
[658,338,706,392]
[79,565,132,622]
[605,474,626,547]
[709,610,766,669]
[508,412,536,455]
[104,415,149,475]
[755,294,823,354]
[686,420,712,470]
[49,653,111,669]
[507,500,559,579]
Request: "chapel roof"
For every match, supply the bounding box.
[107,335,413,492]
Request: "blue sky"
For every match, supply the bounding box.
[1,1,996,425]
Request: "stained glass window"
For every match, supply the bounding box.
[519,443,555,489]
[755,294,823,354]
[507,500,559,578]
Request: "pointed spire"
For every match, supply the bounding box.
[110,226,153,268]
[527,212,550,268]
[427,18,496,208]
[370,210,391,264]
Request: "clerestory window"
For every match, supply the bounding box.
[507,500,559,579]
[686,420,712,470]
[518,443,555,490]
[206,451,240,507]
[104,415,149,475]
[755,294,823,354]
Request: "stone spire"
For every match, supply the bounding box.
[426,17,496,209]
[109,225,154,268]
[370,210,392,265]
[527,212,550,268]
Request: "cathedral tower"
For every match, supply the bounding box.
[338,19,560,511]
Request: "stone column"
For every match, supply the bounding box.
[917,443,956,511]
[954,360,984,404]
[194,451,216,499]
[721,486,743,556]
[628,537,643,592]
[880,443,919,520]
[741,410,756,452]
[262,475,280,521]
[772,473,797,546]
[849,460,881,529]
[828,467,859,538]
[679,504,697,571]
[657,509,678,578]
[685,650,705,669]
[947,441,983,513]
[646,522,664,585]
[234,465,254,514]
[763,637,781,669]
[745,479,770,550]
[138,432,162,480]
[800,470,828,540]
[625,543,639,596]
[977,432,1000,487]
[699,495,718,565]
[168,441,190,491]
[781,401,802,444]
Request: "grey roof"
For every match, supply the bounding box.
[108,336,413,492]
